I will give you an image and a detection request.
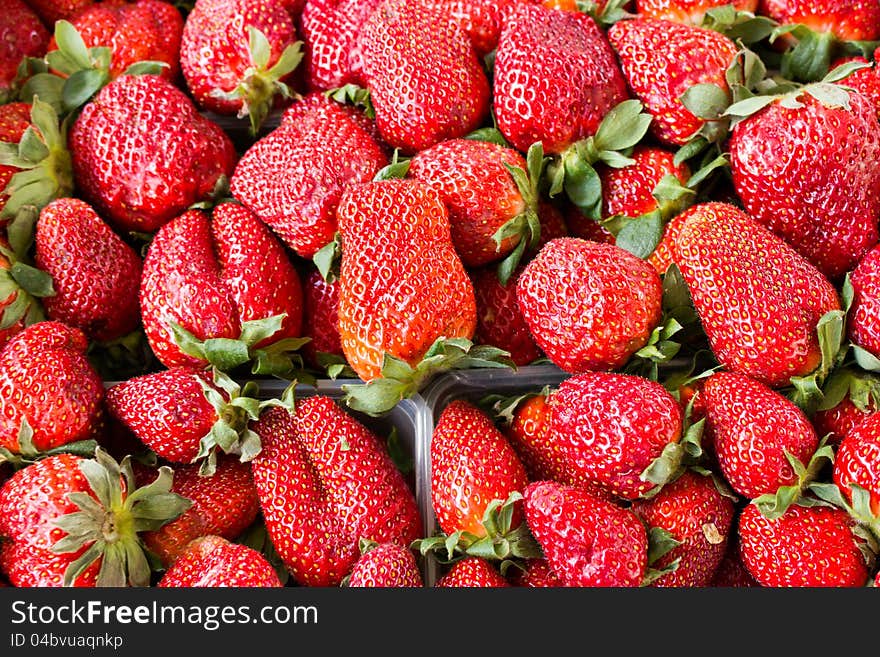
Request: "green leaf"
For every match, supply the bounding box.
[122,61,169,77]
[593,99,652,152]
[19,74,65,116]
[464,127,510,147]
[54,21,92,71]
[680,83,730,120]
[10,262,54,297]
[62,69,108,113]
[248,26,272,70]
[853,345,880,372]
[723,94,777,118]
[647,526,682,565]
[615,212,663,259]
[238,314,285,347]
[562,155,601,215]
[781,29,835,83]
[804,82,852,109]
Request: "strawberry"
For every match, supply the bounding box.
[358,0,490,154]
[435,557,510,587]
[422,0,531,57]
[180,0,303,134]
[139,203,304,371]
[23,0,93,25]
[548,371,683,499]
[0,103,33,216]
[758,0,880,40]
[69,73,237,234]
[298,0,381,91]
[813,396,878,446]
[251,396,422,587]
[636,0,758,23]
[0,232,45,349]
[0,0,49,98]
[493,4,628,155]
[136,455,260,567]
[301,267,345,370]
[646,208,689,275]
[500,389,567,483]
[599,145,691,221]
[347,540,423,587]
[0,321,103,456]
[846,244,880,359]
[607,18,739,146]
[709,533,760,587]
[509,558,563,587]
[831,53,880,119]
[738,502,870,587]
[430,399,529,538]
[516,237,663,374]
[0,449,190,587]
[833,412,880,516]
[524,479,648,586]
[34,197,142,342]
[810,368,880,446]
[158,535,282,587]
[702,371,820,500]
[674,202,841,388]
[229,93,388,260]
[47,0,183,82]
[631,470,736,587]
[728,83,880,281]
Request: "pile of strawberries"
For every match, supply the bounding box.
[1,0,880,588]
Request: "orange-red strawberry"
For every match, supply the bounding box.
[358,0,490,154]
[497,388,565,482]
[140,203,303,370]
[69,74,237,234]
[833,412,880,516]
[35,198,142,342]
[647,209,689,275]
[524,479,648,586]
[251,397,422,587]
[810,368,880,446]
[813,396,878,446]
[548,371,683,499]
[493,5,628,155]
[347,540,423,587]
[729,85,880,281]
[636,0,757,23]
[0,1,49,98]
[435,557,510,587]
[230,93,388,259]
[758,0,880,40]
[0,322,103,455]
[702,371,820,500]
[158,535,282,587]
[607,18,739,146]
[674,202,841,388]
[631,470,736,587]
[738,502,870,587]
[516,237,663,374]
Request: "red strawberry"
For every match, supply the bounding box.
[0,234,37,348]
[524,479,648,586]
[833,412,880,516]
[230,93,388,259]
[69,73,237,234]
[493,4,628,155]
[631,471,736,587]
[0,0,49,97]
[301,267,344,370]
[180,0,303,133]
[423,0,531,57]
[0,103,33,216]
[358,0,490,154]
[710,534,760,587]
[674,202,841,388]
[347,540,423,587]
[0,322,103,455]
[509,558,563,587]
[810,369,880,446]
[0,449,190,587]
[702,371,820,500]
[435,557,510,587]
[501,388,567,482]
[548,371,683,499]
[647,208,689,275]
[738,502,869,587]
[158,535,282,587]
[813,396,877,446]
[47,0,183,82]
[136,456,260,567]
[516,237,663,374]
[139,203,303,370]
[430,399,529,537]
[636,0,758,23]
[846,244,880,359]
[607,18,739,146]
[34,197,142,342]
[831,53,880,120]
[729,85,880,281]
[22,0,93,25]
[599,145,691,221]
[758,0,880,40]
[251,397,422,587]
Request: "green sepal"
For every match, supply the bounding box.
[5,205,40,258]
[373,149,410,181]
[313,233,342,284]
[464,127,510,147]
[680,83,730,120]
[315,351,357,380]
[613,210,664,260]
[640,527,682,586]
[325,83,374,119]
[808,482,880,548]
[788,309,847,412]
[776,25,836,83]
[753,439,836,520]
[701,6,778,44]
[478,386,550,427]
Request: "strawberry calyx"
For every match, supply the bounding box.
[808,482,880,565]
[640,526,682,586]
[0,218,53,332]
[313,232,342,283]
[50,447,192,587]
[639,396,707,497]
[325,84,375,119]
[752,436,837,519]
[314,351,357,380]
[0,417,97,468]
[210,27,304,136]
[342,337,515,416]
[699,6,778,43]
[575,0,634,28]
[788,307,848,412]
[813,367,880,416]
[478,385,551,427]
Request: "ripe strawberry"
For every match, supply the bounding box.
[548,371,683,499]
[135,456,260,566]
[493,388,562,482]
[813,396,877,446]
[524,479,648,586]
[647,208,689,275]
[0,322,103,455]
[833,412,880,516]
[0,234,38,348]
[758,0,880,40]
[301,267,344,370]
[509,558,563,587]
[636,0,757,23]
[435,557,510,587]
[710,534,760,587]
[230,93,388,259]
[347,540,423,587]
[34,198,142,342]
[422,0,531,57]
[729,86,880,281]
[69,73,237,234]
[336,179,477,382]
[299,0,381,90]
[846,244,880,359]
[158,535,281,587]
[358,0,490,153]
[0,103,33,216]
[180,0,303,133]
[831,54,880,119]
[47,0,183,82]
[702,371,820,499]
[493,5,628,155]
[23,0,93,25]
[139,203,303,370]
[251,397,422,587]
[607,18,739,146]
[631,471,736,587]
[431,399,529,537]
[599,145,691,221]
[516,237,663,374]
[674,202,841,388]
[810,368,880,446]
[0,449,190,587]
[738,502,869,587]
[0,0,49,97]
